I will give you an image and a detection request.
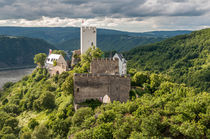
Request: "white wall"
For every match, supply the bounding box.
[113,54,127,75]
[80,26,97,54]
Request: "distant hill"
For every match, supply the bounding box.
[0,35,56,69]
[0,27,192,51]
[126,28,210,92]
[57,35,164,52]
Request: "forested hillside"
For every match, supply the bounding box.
[126,28,210,92]
[0,69,209,138]
[0,36,56,69]
[0,47,209,138]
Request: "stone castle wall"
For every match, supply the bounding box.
[74,73,130,104]
[90,58,119,74]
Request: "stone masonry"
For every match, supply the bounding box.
[74,73,130,104]
[90,58,119,74]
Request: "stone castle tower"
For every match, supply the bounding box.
[80,26,97,54]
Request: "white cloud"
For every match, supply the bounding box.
[0,0,210,32]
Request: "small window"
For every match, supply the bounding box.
[77,88,79,92]
[91,42,94,46]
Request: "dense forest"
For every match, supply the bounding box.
[0,46,209,138]
[0,36,56,69]
[126,28,210,92]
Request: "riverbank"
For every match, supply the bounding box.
[0,68,34,89]
[0,65,36,71]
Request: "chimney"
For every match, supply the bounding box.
[49,49,52,55]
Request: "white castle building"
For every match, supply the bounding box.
[80,26,97,54]
[113,53,127,75]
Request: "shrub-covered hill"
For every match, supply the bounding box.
[0,35,56,69]
[0,68,209,139]
[126,28,210,92]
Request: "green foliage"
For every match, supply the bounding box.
[20,132,31,139]
[0,38,209,139]
[53,60,57,66]
[2,82,14,91]
[80,46,104,72]
[34,53,47,67]
[61,73,74,95]
[33,92,55,110]
[32,124,50,139]
[132,72,149,86]
[93,123,113,139]
[28,119,39,130]
[126,28,210,92]
[51,50,66,57]
[72,107,93,126]
[80,99,102,110]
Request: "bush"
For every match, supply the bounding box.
[20,132,31,139]
[72,107,93,126]
[3,82,14,90]
[132,72,149,87]
[32,124,50,139]
[4,104,20,114]
[93,123,113,139]
[1,134,16,139]
[4,117,18,128]
[40,92,55,109]
[28,119,39,130]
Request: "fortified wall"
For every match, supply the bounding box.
[74,73,130,104]
[90,58,119,74]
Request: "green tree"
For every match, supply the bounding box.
[80,46,104,72]
[32,124,50,139]
[72,107,93,126]
[132,72,149,87]
[61,74,74,95]
[52,50,66,57]
[34,53,47,67]
[40,92,55,109]
[28,119,39,130]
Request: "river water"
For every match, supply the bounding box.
[0,68,34,89]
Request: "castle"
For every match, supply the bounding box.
[73,25,130,109]
[45,25,130,108]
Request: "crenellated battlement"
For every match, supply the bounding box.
[92,58,118,62]
[82,26,96,31]
[74,73,130,78]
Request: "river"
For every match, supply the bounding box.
[0,68,34,89]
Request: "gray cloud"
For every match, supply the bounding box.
[0,0,209,20]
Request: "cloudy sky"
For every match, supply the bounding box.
[0,0,210,32]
